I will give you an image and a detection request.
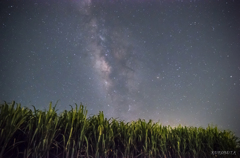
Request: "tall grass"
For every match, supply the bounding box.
[0,101,239,158]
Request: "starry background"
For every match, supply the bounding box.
[1,0,240,137]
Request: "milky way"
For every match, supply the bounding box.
[74,0,146,121]
[0,0,240,137]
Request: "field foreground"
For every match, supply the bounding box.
[0,101,240,158]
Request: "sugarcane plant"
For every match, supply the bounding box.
[0,101,239,158]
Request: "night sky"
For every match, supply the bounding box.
[1,0,240,137]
